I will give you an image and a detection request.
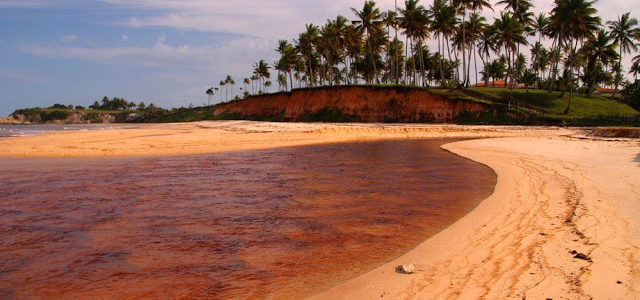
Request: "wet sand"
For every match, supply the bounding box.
[1,121,639,299]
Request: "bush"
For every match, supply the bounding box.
[621,80,640,110]
[40,110,69,122]
[50,103,68,109]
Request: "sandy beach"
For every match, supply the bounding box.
[1,121,638,299]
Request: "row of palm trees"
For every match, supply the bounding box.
[208,0,640,113]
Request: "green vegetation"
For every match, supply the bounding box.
[469,87,638,117]
[622,80,640,110]
[201,0,640,126]
[9,97,164,124]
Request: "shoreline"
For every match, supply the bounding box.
[1,121,638,299]
[310,136,640,299]
[0,121,571,158]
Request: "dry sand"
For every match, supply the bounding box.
[1,121,638,299]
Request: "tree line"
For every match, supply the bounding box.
[207,0,640,114]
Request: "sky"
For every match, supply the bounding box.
[0,0,638,116]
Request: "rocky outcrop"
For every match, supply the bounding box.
[213,86,495,123]
[0,115,28,124]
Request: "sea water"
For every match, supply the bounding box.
[0,124,137,137]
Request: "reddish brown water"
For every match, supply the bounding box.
[0,139,496,299]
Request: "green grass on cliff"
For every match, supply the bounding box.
[468,87,638,117]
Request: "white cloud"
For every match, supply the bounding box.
[0,0,84,8]
[0,68,47,83]
[59,34,78,43]
[20,35,276,71]
[102,0,378,37]
[121,34,129,41]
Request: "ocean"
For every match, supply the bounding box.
[0,124,138,137]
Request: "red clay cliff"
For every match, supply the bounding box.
[213,86,493,123]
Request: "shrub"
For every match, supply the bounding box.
[621,80,640,110]
[40,110,69,122]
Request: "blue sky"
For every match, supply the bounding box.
[1,0,638,116]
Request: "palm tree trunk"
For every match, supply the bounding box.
[405,36,410,84]
[289,71,294,92]
[366,34,379,84]
[549,31,562,92]
[461,8,467,87]
[419,38,426,86]
[440,34,445,85]
[467,42,473,87]
[473,42,478,87]
[411,39,417,85]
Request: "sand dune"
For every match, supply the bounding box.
[1,121,638,299]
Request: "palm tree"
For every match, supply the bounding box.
[452,0,472,86]
[400,0,429,85]
[218,80,226,101]
[264,80,272,93]
[533,13,549,43]
[469,0,492,86]
[629,60,640,80]
[492,11,527,98]
[477,29,495,87]
[344,24,364,84]
[581,29,618,97]
[276,40,299,90]
[224,75,235,100]
[253,60,270,93]
[243,78,250,94]
[205,87,214,106]
[607,12,639,96]
[468,12,486,87]
[520,68,537,92]
[549,0,601,113]
[383,9,399,83]
[297,24,320,86]
[352,1,384,84]
[429,0,457,86]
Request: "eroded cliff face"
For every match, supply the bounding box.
[213,86,493,123]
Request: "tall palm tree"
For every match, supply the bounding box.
[352,1,384,83]
[429,0,457,86]
[581,29,618,97]
[224,75,235,100]
[498,0,533,88]
[469,0,492,86]
[530,41,544,82]
[467,12,486,86]
[344,24,364,84]
[205,87,214,106]
[218,80,225,101]
[297,24,320,86]
[607,12,639,95]
[276,40,299,90]
[452,0,472,86]
[253,60,270,93]
[533,13,549,43]
[477,28,496,87]
[400,0,429,85]
[383,9,399,84]
[243,78,250,94]
[492,11,527,98]
[549,0,600,113]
